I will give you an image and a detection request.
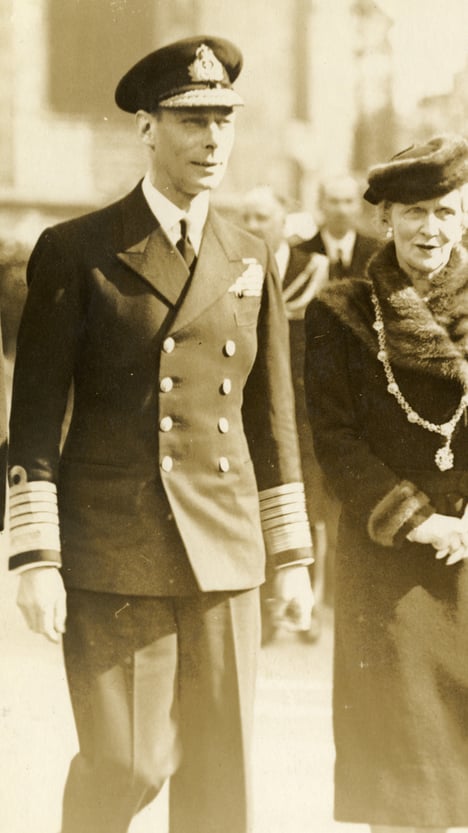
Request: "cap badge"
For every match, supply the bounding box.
[188,44,225,84]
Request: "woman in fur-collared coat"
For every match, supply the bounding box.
[304,135,468,833]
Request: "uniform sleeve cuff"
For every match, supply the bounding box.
[367,480,434,548]
[8,477,61,569]
[259,482,313,563]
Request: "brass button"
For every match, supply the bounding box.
[161,456,173,472]
[224,340,236,357]
[218,457,230,473]
[218,418,229,433]
[163,337,175,354]
[160,416,173,432]
[160,377,174,393]
[221,378,232,395]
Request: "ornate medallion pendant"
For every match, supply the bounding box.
[435,443,455,472]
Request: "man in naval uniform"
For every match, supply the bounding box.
[8,35,314,833]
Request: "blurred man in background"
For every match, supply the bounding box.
[298,173,377,278]
[241,185,292,282]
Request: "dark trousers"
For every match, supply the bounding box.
[61,587,260,833]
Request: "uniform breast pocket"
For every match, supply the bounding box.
[233,296,261,327]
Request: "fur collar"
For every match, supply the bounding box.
[318,242,468,385]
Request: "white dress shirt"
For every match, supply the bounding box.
[321,228,356,268]
[141,172,210,255]
[275,240,291,283]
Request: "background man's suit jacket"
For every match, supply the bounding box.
[297,229,378,278]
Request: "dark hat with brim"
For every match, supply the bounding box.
[115,35,244,113]
[363,134,468,205]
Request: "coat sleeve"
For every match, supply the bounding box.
[304,298,434,547]
[8,227,86,571]
[242,248,313,567]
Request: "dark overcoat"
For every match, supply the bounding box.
[305,242,468,826]
[9,183,308,596]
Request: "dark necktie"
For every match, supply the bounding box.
[177,218,196,272]
[330,248,345,279]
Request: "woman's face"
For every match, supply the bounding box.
[389,190,465,278]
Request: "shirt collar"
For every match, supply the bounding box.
[141,173,210,255]
[321,228,356,266]
[275,240,291,282]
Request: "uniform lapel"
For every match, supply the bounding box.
[116,183,190,306]
[170,209,243,333]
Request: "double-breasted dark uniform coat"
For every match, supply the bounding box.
[305,241,468,827]
[8,182,311,833]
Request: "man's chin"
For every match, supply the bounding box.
[197,171,224,189]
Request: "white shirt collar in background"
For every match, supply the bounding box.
[275,240,291,283]
[321,228,356,267]
[141,173,210,255]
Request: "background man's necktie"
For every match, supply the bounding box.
[330,247,345,279]
[177,218,196,272]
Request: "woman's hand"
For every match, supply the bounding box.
[407,508,468,566]
[434,505,468,565]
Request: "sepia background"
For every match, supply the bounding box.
[0,1,467,832]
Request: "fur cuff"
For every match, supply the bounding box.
[368,480,434,547]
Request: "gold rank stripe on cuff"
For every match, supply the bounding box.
[8,481,61,558]
[10,491,60,508]
[10,480,57,495]
[258,483,312,555]
[10,512,60,529]
[259,492,303,512]
[261,511,310,529]
[10,502,60,517]
[10,529,62,557]
[263,523,312,555]
[258,481,305,501]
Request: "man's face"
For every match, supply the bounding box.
[140,106,236,208]
[320,178,360,238]
[241,189,286,252]
[390,190,464,278]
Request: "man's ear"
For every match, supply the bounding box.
[136,110,156,149]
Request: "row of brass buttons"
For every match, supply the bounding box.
[161,455,230,473]
[160,416,230,434]
[162,336,237,357]
[159,337,236,473]
[160,376,232,396]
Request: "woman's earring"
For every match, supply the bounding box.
[385,226,393,239]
